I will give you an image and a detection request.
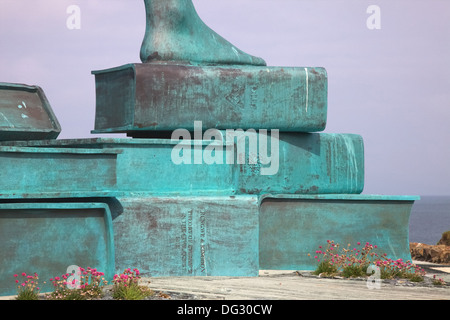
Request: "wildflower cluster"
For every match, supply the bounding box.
[13,272,42,300]
[432,275,446,286]
[45,267,108,300]
[13,266,153,300]
[111,268,153,300]
[309,240,428,281]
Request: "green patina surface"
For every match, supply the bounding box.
[0,202,115,297]
[0,83,61,141]
[92,64,327,134]
[0,0,420,296]
[259,194,420,270]
[140,0,266,66]
[113,195,260,277]
[0,132,363,196]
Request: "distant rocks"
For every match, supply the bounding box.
[437,231,450,246]
[410,243,450,265]
[410,232,450,264]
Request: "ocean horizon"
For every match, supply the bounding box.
[409,195,450,245]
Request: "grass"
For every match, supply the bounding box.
[111,282,154,300]
[110,268,154,300]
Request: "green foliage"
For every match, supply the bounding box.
[13,267,154,300]
[112,282,154,300]
[312,260,337,276]
[432,275,446,285]
[309,240,433,283]
[111,268,154,300]
[13,272,42,300]
[341,264,367,278]
[437,230,450,245]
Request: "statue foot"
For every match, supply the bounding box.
[140,0,266,66]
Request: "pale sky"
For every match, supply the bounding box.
[0,0,449,196]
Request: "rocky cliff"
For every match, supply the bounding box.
[410,232,450,264]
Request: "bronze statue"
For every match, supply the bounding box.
[140,0,266,66]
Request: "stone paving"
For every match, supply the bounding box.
[1,261,448,301]
[146,265,450,300]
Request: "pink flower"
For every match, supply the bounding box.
[357,242,361,245]
[21,272,26,276]
[13,274,18,278]
[15,280,19,284]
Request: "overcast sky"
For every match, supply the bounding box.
[0,0,449,196]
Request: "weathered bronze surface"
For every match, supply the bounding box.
[140,0,266,66]
[0,83,61,141]
[259,194,419,270]
[0,202,115,296]
[0,0,420,294]
[92,64,327,134]
[0,133,363,196]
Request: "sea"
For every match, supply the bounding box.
[409,195,450,245]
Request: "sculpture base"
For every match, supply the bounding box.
[112,194,418,276]
[0,193,419,296]
[91,63,328,134]
[0,83,61,141]
[113,195,260,277]
[0,202,115,297]
[259,194,419,270]
[0,133,364,196]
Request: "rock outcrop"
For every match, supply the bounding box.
[410,231,450,264]
[437,231,450,246]
[410,242,450,265]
